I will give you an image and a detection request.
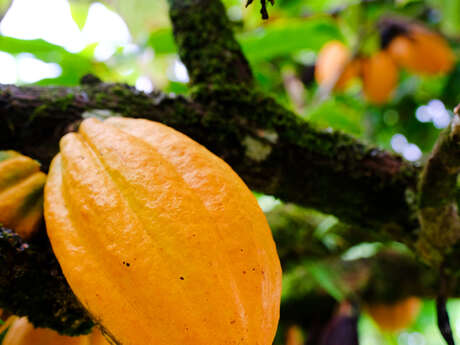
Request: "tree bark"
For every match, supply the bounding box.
[0,82,420,241]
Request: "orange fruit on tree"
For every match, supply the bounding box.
[366,297,421,332]
[362,51,399,104]
[285,325,303,345]
[315,41,361,91]
[44,117,282,345]
[387,25,455,75]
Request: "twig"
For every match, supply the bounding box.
[437,268,456,345]
[246,0,275,20]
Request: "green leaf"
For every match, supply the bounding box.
[307,261,345,301]
[443,1,460,35]
[147,18,342,63]
[147,28,177,55]
[238,18,343,63]
[70,2,90,30]
[307,95,365,136]
[107,0,170,40]
[0,36,96,85]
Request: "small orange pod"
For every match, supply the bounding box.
[387,26,455,75]
[362,51,399,104]
[315,41,361,91]
[366,297,422,332]
[285,325,303,345]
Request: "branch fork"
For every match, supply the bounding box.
[417,106,460,267]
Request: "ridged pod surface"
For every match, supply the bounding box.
[1,317,110,345]
[315,41,361,91]
[0,151,46,239]
[366,297,421,332]
[387,26,454,75]
[362,51,399,104]
[45,117,282,345]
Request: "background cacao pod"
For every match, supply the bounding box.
[387,25,454,75]
[365,297,421,332]
[362,51,399,104]
[285,325,303,345]
[315,41,360,91]
[0,151,46,239]
[44,117,282,345]
[1,317,109,345]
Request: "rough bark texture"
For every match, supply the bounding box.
[417,115,460,267]
[0,83,420,242]
[0,227,93,335]
[167,0,253,85]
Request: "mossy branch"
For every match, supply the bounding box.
[0,227,93,335]
[167,0,253,85]
[416,113,460,267]
[0,82,420,240]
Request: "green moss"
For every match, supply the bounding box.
[94,92,110,105]
[56,93,75,111]
[168,0,252,85]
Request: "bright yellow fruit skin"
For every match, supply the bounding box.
[1,316,110,345]
[0,150,46,239]
[44,117,282,345]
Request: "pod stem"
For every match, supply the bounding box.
[437,270,456,345]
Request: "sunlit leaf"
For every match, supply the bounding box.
[70,2,90,30]
[106,0,170,39]
[238,18,343,63]
[0,36,97,85]
[148,28,177,55]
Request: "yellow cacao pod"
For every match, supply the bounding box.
[1,316,110,345]
[0,150,46,239]
[44,117,282,345]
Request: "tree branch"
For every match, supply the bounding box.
[417,113,460,267]
[0,82,420,240]
[167,0,253,85]
[0,227,93,335]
